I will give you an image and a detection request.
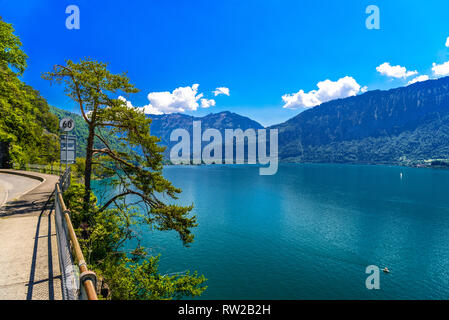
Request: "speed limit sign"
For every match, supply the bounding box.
[59,117,75,132]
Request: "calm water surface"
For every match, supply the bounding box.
[93,164,449,299]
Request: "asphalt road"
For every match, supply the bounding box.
[0,173,42,207]
[0,170,62,300]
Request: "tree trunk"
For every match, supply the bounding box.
[83,122,95,213]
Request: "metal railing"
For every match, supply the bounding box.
[12,163,64,176]
[54,168,98,300]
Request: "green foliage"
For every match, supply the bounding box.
[64,182,97,226]
[0,18,27,75]
[49,105,132,158]
[100,257,206,300]
[46,58,206,299]
[0,19,59,165]
[64,182,207,300]
[72,157,86,181]
[0,68,59,165]
[43,58,198,245]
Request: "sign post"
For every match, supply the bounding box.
[60,118,76,171]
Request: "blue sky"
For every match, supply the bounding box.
[2,0,449,126]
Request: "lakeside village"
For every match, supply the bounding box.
[398,157,449,169]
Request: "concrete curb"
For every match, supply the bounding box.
[0,169,46,182]
[0,170,48,205]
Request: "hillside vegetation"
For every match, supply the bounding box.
[49,105,134,158]
[0,18,59,165]
[0,18,128,165]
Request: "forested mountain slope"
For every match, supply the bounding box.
[272,77,449,164]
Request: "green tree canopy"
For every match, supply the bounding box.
[0,17,27,75]
[0,19,59,165]
[44,58,205,299]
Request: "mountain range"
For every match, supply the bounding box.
[148,111,263,159]
[271,76,449,164]
[50,76,449,164]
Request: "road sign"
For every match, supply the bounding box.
[60,135,77,164]
[60,117,75,132]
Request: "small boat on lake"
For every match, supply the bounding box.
[383,267,390,273]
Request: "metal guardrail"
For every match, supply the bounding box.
[54,168,98,300]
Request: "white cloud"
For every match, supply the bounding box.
[213,87,230,96]
[282,76,364,109]
[361,86,368,93]
[432,61,449,77]
[446,37,449,47]
[407,75,430,85]
[118,84,220,114]
[200,98,216,108]
[143,84,204,114]
[376,62,418,78]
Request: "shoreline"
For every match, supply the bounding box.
[162,161,449,170]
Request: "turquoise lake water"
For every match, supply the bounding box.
[93,164,449,299]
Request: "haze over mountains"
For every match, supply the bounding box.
[51,76,449,164]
